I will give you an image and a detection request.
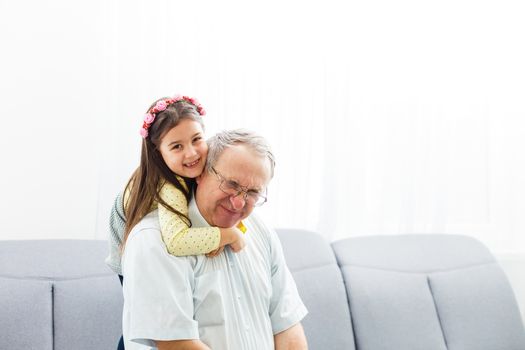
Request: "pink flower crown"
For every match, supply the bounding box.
[139,95,206,138]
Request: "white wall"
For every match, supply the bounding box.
[0,1,109,239]
[0,0,524,320]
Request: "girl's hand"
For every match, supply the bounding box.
[218,226,246,253]
[206,246,224,258]
[229,234,246,253]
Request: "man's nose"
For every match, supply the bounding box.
[229,193,246,210]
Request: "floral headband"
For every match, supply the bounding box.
[139,95,206,138]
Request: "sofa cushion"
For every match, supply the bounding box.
[54,276,123,350]
[0,277,53,350]
[333,234,525,350]
[278,229,355,350]
[430,264,525,350]
[342,266,447,350]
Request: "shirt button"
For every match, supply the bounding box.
[245,325,250,331]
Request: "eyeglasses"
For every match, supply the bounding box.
[211,167,267,207]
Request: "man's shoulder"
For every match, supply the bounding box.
[123,211,163,259]
[128,210,160,239]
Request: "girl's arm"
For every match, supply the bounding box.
[158,182,244,256]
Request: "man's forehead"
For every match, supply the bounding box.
[215,145,252,166]
[214,145,271,183]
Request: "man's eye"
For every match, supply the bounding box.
[225,181,239,190]
[247,191,260,199]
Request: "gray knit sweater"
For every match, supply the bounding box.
[104,192,126,275]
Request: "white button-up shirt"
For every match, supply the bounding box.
[122,198,307,350]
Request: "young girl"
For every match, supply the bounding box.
[106,94,245,279]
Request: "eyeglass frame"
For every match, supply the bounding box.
[210,167,268,206]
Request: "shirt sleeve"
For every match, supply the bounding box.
[265,223,308,334]
[158,182,221,256]
[122,221,200,346]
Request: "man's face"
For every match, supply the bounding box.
[196,144,272,228]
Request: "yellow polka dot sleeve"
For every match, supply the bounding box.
[158,181,221,256]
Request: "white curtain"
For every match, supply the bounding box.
[1,0,524,258]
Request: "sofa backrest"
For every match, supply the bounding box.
[277,228,355,350]
[332,234,525,350]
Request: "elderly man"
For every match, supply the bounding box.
[121,130,308,350]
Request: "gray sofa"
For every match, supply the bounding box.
[1,230,524,350]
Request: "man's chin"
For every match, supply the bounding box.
[213,211,243,228]
[215,217,240,229]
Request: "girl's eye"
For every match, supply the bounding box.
[172,144,182,150]
[193,136,202,143]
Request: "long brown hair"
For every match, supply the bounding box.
[123,97,204,245]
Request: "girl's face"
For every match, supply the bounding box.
[158,119,208,178]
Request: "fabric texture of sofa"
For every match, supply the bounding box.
[1,230,524,350]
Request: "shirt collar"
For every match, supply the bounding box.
[188,195,210,228]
